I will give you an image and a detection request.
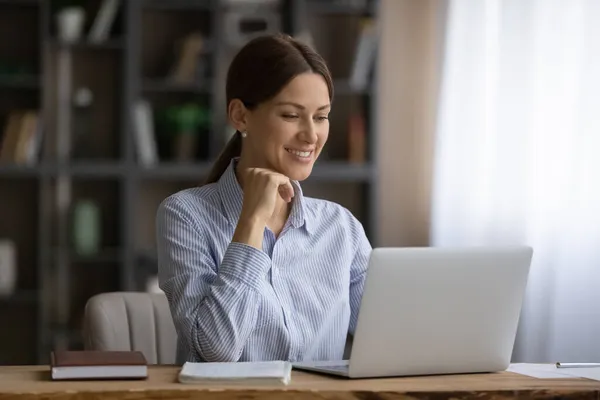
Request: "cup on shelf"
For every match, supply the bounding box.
[56,7,86,43]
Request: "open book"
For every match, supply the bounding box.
[178,361,292,385]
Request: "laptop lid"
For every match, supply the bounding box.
[348,246,533,378]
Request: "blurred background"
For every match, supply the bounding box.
[1,0,600,366]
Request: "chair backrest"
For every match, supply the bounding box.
[83,292,177,365]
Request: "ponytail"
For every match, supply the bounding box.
[203,131,243,185]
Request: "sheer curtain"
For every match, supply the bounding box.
[431,0,600,362]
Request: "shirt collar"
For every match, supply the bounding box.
[217,158,313,234]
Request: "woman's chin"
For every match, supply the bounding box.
[280,164,313,181]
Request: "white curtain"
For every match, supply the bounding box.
[431,0,600,362]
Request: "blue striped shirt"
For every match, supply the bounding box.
[156,158,372,364]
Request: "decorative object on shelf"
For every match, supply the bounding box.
[0,239,16,297]
[72,199,101,257]
[223,5,281,47]
[169,33,207,85]
[71,87,94,159]
[55,6,86,43]
[159,103,210,162]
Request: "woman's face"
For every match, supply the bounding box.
[239,72,331,181]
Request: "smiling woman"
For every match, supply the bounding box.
[156,33,371,365]
[207,33,334,184]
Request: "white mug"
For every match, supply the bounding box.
[56,7,85,43]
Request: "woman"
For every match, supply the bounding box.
[156,33,372,364]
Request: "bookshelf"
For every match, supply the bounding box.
[0,0,379,365]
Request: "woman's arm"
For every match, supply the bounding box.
[348,217,372,336]
[156,195,271,362]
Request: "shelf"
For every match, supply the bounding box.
[142,79,212,94]
[137,162,212,180]
[0,75,40,90]
[142,0,215,11]
[64,162,126,177]
[0,164,41,177]
[136,161,374,182]
[48,38,126,51]
[307,0,375,15]
[0,163,128,178]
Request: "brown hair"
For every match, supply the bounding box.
[204,32,334,184]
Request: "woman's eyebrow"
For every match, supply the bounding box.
[275,101,331,110]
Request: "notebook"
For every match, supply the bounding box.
[50,350,148,380]
[178,361,292,385]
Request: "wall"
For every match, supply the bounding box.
[376,0,447,246]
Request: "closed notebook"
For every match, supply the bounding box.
[50,350,148,380]
[178,361,292,385]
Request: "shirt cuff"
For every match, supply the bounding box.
[218,242,272,290]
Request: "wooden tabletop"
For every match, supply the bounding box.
[0,365,599,400]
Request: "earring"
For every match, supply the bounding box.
[240,131,247,138]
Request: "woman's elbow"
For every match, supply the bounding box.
[191,325,243,362]
[193,338,242,363]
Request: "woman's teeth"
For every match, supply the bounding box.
[286,149,311,158]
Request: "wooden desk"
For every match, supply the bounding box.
[0,365,599,400]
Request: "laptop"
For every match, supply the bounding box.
[293,246,533,379]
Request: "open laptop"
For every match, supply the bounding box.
[293,246,533,379]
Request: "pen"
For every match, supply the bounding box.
[556,362,600,368]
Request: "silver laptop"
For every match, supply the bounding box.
[293,246,533,379]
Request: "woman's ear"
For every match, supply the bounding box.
[228,99,248,132]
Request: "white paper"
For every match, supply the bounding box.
[507,363,574,379]
[556,368,600,381]
[178,361,292,384]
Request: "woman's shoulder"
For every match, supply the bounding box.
[157,182,221,222]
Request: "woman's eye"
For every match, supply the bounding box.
[282,114,299,119]
[315,116,329,122]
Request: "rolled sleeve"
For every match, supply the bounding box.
[156,194,271,362]
[218,242,272,290]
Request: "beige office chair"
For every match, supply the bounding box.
[83,292,177,365]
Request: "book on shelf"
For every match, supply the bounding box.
[349,17,378,92]
[348,112,366,164]
[0,110,42,165]
[88,0,120,43]
[178,360,292,385]
[132,99,158,166]
[50,350,148,381]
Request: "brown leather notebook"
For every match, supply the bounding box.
[50,351,148,380]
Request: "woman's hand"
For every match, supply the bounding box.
[232,167,294,249]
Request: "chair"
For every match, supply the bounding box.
[83,292,177,365]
